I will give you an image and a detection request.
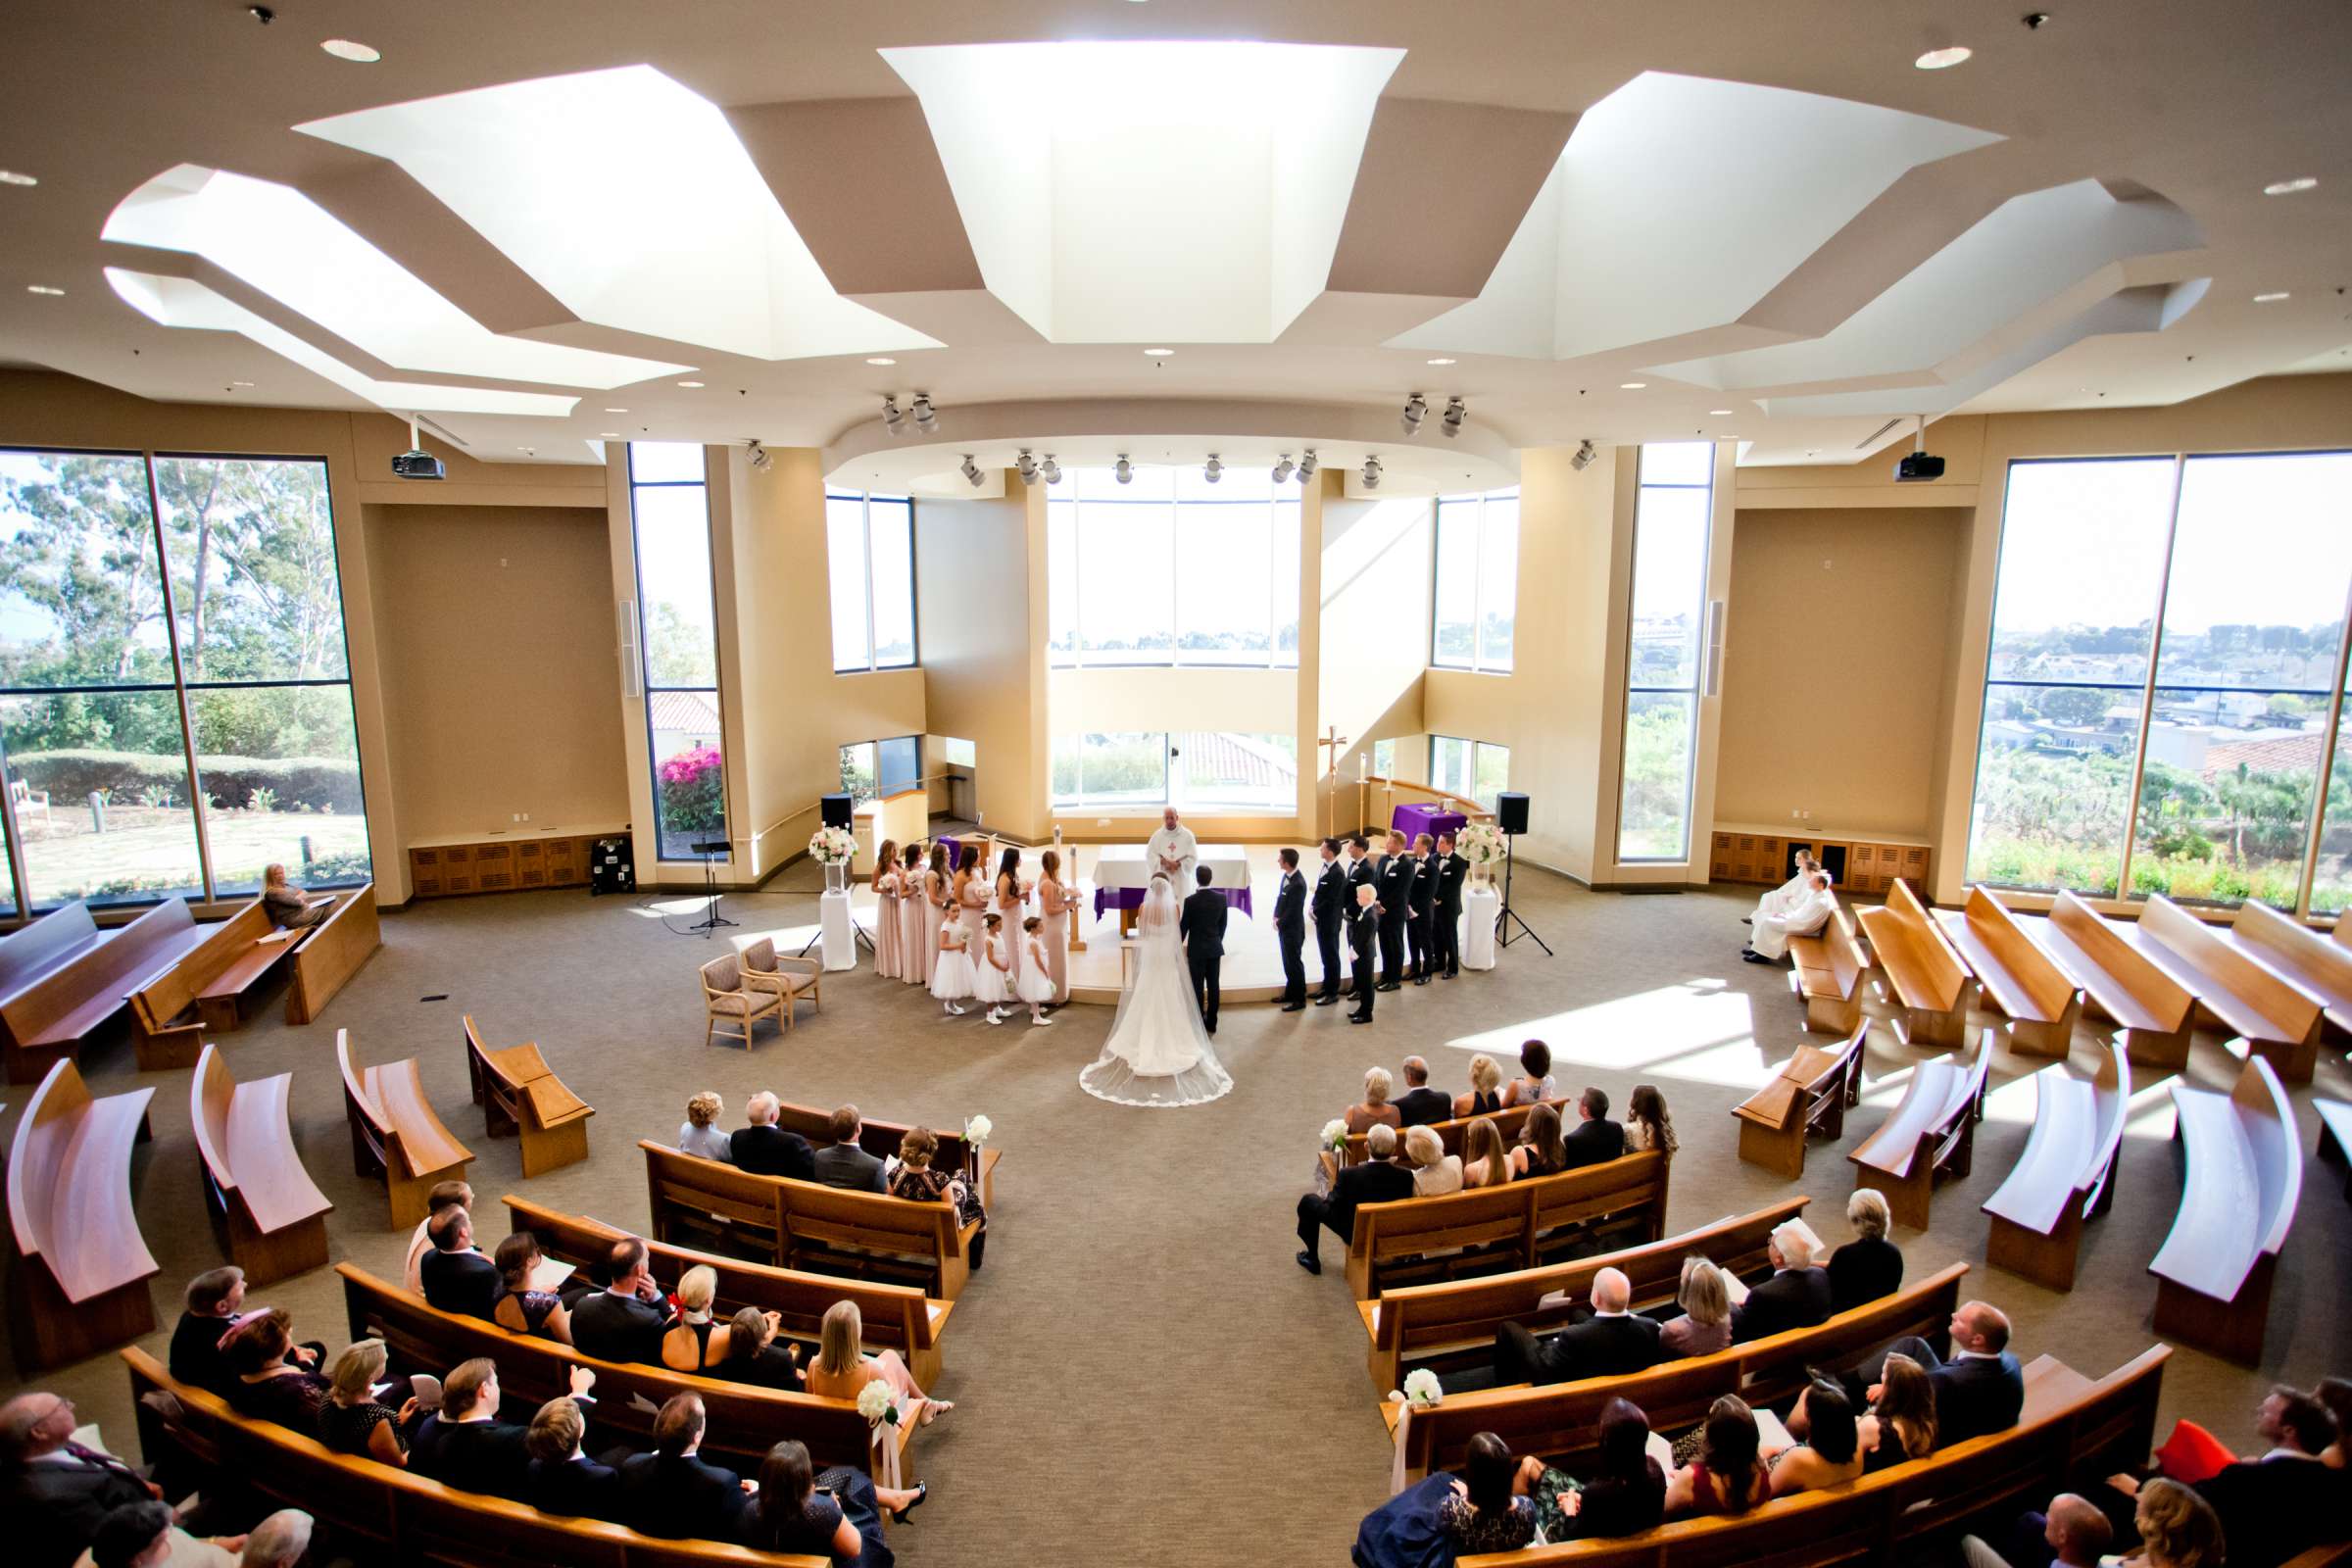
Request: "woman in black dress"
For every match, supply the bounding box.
[1524,1396,1667,1541]
[738,1440,924,1567]
[225,1309,332,1431]
[317,1339,419,1466]
[888,1127,987,1267]
[490,1232,572,1344]
[1827,1188,1904,1311]
[713,1306,805,1392]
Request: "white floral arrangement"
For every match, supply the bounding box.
[1387,1368,1445,1409]
[856,1379,900,1427]
[808,825,858,865]
[1321,1117,1349,1152]
[964,1113,993,1146]
[1456,821,1506,869]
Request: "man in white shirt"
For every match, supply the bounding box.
[1145,806,1199,889]
[1743,870,1836,964]
[1746,850,1818,925]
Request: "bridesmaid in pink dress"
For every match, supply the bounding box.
[871,839,902,980]
[1037,850,1071,1005]
[994,847,1029,989]
[899,841,930,985]
[922,843,951,982]
[955,846,989,952]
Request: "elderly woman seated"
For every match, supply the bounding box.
[1403,1124,1464,1197]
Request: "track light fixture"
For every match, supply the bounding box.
[1113,455,1134,484]
[1202,454,1223,484]
[1271,453,1294,483]
[745,439,771,471]
[1361,455,1383,490]
[1296,449,1318,481]
[959,454,983,487]
[1015,449,1039,484]
[1570,438,1597,471]
[1400,393,1428,437]
[880,396,906,436]
[1039,453,1062,485]
[1440,396,1466,439]
[910,393,938,433]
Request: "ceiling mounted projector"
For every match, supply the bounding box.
[1893,416,1944,482]
[392,416,443,480]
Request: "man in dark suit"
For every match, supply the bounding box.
[2187,1387,2339,1568]
[1273,848,1309,1010]
[1405,832,1439,983]
[1178,864,1230,1033]
[1311,838,1348,1005]
[728,1093,815,1181]
[1393,1056,1452,1127]
[1494,1267,1664,1386]
[1,1391,164,1568]
[1295,1123,1416,1274]
[1431,832,1469,979]
[412,1358,598,1501]
[1348,883,1382,1024]
[168,1266,251,1396]
[811,1105,888,1192]
[1560,1087,1627,1169]
[1345,834,1376,902]
[525,1396,626,1523]
[1731,1221,1835,1344]
[1376,833,1414,990]
[1859,1300,2025,1445]
[419,1205,502,1320]
[569,1238,669,1365]
[619,1395,752,1541]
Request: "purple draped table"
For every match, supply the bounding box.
[1392,803,1468,844]
[1093,884,1252,917]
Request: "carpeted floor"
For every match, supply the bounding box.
[6,863,2349,1565]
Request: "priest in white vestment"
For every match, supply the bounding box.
[1745,871,1836,963]
[1146,807,1199,889]
[1748,850,1819,924]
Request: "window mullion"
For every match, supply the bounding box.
[2293,564,2352,918]
[140,451,219,906]
[2114,455,2189,903]
[861,494,878,673]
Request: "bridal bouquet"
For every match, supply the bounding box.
[808,825,858,864]
[1388,1369,1445,1409]
[1457,821,1506,870]
[964,1113,993,1145]
[1321,1117,1348,1153]
[856,1380,901,1428]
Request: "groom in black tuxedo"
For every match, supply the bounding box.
[1273,848,1308,1010]
[1311,838,1348,1005]
[1178,865,1229,1034]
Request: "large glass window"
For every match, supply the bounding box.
[840,735,921,805]
[825,491,916,673]
[629,443,728,862]
[0,448,368,913]
[1430,734,1510,811]
[1050,730,1298,808]
[1617,442,1714,862]
[1432,488,1519,671]
[1047,466,1298,667]
[1968,449,2352,911]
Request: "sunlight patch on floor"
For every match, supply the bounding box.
[1438,979,1774,1089]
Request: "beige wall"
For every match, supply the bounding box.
[1316,476,1433,838]
[1714,506,1964,837]
[914,482,1050,842]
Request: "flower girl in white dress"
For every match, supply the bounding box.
[972,913,1012,1025]
[930,919,974,1016]
[1015,916,1057,1027]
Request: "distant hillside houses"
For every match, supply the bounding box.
[1989,694,2328,780]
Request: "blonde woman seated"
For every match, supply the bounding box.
[1762,1377,1866,1496]
[805,1299,952,1425]
[1508,1102,1568,1179]
[660,1265,730,1373]
[1404,1123,1464,1197]
[1461,1116,1512,1189]
[2123,1478,2227,1568]
[678,1092,733,1163]
[1455,1054,1505,1118]
[317,1339,418,1467]
[1347,1066,1404,1135]
[1657,1254,1732,1358]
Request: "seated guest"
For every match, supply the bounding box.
[403,1181,474,1295]
[2180,1386,2337,1568]
[739,1439,924,1564]
[678,1091,733,1163]
[1461,1115,1511,1189]
[236,1510,312,1568]
[2315,1377,2351,1468]
[1626,1083,1678,1155]
[812,1105,887,1193]
[261,862,331,929]
[1861,1351,1937,1472]
[1862,1299,2024,1446]
[1,1392,165,1568]
[168,1267,251,1396]
[569,1237,670,1365]
[619,1395,751,1541]
[805,1301,951,1425]
[1745,869,1836,964]
[1730,1220,1833,1343]
[1561,1087,1627,1170]
[490,1231,571,1343]
[413,1358,595,1501]
[1346,1067,1403,1135]
[1296,1123,1415,1275]
[1659,1254,1733,1358]
[1494,1267,1662,1387]
[317,1339,418,1467]
[1508,1102,1568,1179]
[889,1125,987,1268]
[729,1092,815,1181]
[1502,1040,1556,1107]
[73,1498,246,1568]
[1960,1491,2113,1568]
[661,1266,729,1373]
[1525,1396,1666,1542]
[223,1309,332,1430]
[1665,1395,1768,1517]
[525,1396,624,1524]
[1765,1378,1865,1496]
[418,1206,501,1320]
[1454,1054,1505,1118]
[1392,1056,1452,1128]
[1403,1123,1463,1196]
[713,1306,804,1392]
[1748,849,1819,924]
[2130,1478,2228,1568]
[1828,1188,1904,1312]
[1439,1432,1539,1555]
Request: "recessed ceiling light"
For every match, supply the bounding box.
[319,38,381,63]
[1914,45,1973,69]
[229,379,255,388]
[24,284,63,296]
[1619,381,1646,390]
[2264,177,2319,196]
[1709,409,1734,416]
[676,379,705,388]
[864,357,897,366]
[2253,291,2291,303]
[0,171,35,187]
[599,431,620,438]
[1426,357,1456,366]
[1142,347,1175,357]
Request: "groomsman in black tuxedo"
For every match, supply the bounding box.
[1348,883,1381,1023]
[1405,831,1439,984]
[1311,838,1348,1006]
[1273,847,1308,1010]
[1376,831,1414,991]
[1431,831,1469,979]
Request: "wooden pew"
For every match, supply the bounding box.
[766,1099,1002,1210]
[1391,1260,1969,1484]
[1346,1151,1669,1300]
[1337,1100,1561,1166]
[0,900,111,1000]
[1936,886,2084,1056]
[504,1196,956,1389]
[2149,1054,2301,1363]
[2126,894,2326,1084]
[338,1028,474,1229]
[1454,1345,2174,1568]
[1846,1027,1990,1230]
[1732,1023,1868,1179]
[123,1348,833,1568]
[2316,1098,2352,1202]
[125,897,278,1067]
[338,1263,912,1481]
[190,1043,333,1287]
[2226,899,2352,1039]
[285,881,380,1024]
[6,1057,158,1371]
[641,1141,980,1301]
[1359,1197,1810,1396]
[1788,906,1868,1034]
[463,1014,594,1177]
[1,896,214,1082]
[1982,1040,2129,1291]
[1856,880,1977,1048]
[2013,890,2197,1070]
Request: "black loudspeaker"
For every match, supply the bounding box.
[588,836,634,897]
[1496,792,1531,835]
[820,793,855,829]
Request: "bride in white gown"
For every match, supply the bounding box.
[1078,874,1234,1107]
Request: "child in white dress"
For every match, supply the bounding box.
[972,912,1012,1025]
[930,920,974,1015]
[1015,915,1057,1027]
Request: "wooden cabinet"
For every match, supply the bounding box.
[408,831,615,901]
[1707,825,1931,899]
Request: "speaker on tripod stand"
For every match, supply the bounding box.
[1493,791,1552,956]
